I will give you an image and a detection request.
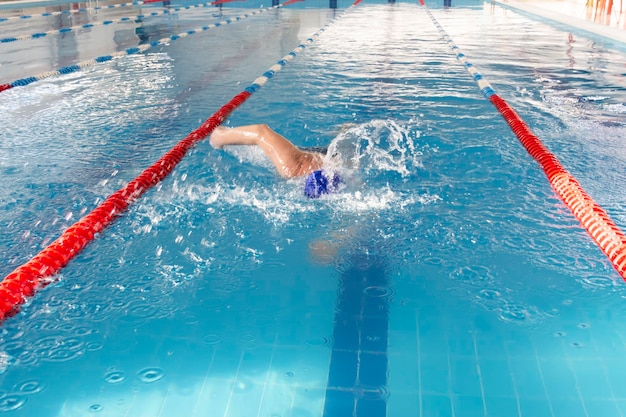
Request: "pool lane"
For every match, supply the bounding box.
[323,254,390,417]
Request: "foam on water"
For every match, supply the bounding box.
[325,119,423,177]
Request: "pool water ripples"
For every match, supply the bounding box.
[1,2,626,415]
[0,51,185,276]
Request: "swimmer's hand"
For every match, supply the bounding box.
[309,240,340,265]
[308,225,359,265]
[209,126,227,149]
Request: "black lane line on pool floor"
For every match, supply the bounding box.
[323,254,390,417]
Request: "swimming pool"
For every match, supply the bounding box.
[1,0,626,415]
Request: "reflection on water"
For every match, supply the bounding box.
[513,0,626,30]
[583,0,625,28]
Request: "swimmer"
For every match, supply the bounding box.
[210,124,341,198]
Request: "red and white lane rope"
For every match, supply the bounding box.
[0,1,148,22]
[0,1,237,44]
[0,0,236,22]
[0,0,363,321]
[0,1,291,94]
[419,0,626,280]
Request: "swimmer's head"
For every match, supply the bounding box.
[304,170,342,199]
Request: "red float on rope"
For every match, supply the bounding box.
[0,90,252,321]
[489,94,626,279]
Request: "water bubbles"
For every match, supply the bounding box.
[502,310,526,322]
[0,395,26,412]
[129,303,158,319]
[478,289,500,300]
[240,334,256,343]
[0,379,45,412]
[45,349,83,362]
[110,299,130,309]
[74,327,92,336]
[326,119,421,178]
[62,337,84,351]
[499,304,536,323]
[86,342,103,351]
[137,367,164,383]
[450,265,493,283]
[423,256,444,265]
[15,350,37,366]
[88,404,103,412]
[240,333,257,350]
[36,336,60,350]
[14,380,43,394]
[118,302,158,327]
[202,334,222,345]
[363,286,392,298]
[104,371,126,384]
[43,336,84,362]
[580,275,617,289]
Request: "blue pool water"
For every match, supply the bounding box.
[1,0,626,416]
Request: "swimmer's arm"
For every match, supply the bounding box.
[210,125,323,178]
[308,225,359,266]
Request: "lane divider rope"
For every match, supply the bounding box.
[0,0,241,23]
[0,0,362,321]
[0,2,235,44]
[418,0,626,280]
[0,2,288,94]
[0,1,148,22]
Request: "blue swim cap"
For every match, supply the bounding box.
[304,170,341,199]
